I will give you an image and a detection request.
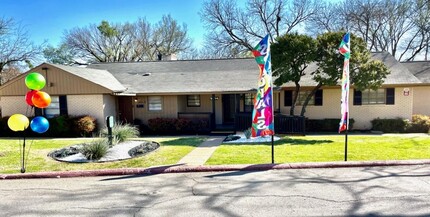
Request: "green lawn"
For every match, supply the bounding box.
[0,137,205,174]
[2,134,429,174]
[205,134,430,165]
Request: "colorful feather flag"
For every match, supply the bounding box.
[251,35,274,137]
[339,33,350,133]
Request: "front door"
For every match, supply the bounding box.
[222,94,238,124]
[118,96,133,124]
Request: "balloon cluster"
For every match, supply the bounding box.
[7,72,50,133]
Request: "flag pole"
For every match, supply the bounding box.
[271,134,274,164]
[21,133,26,173]
[344,129,348,161]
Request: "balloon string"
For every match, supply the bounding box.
[18,137,22,166]
[24,139,33,169]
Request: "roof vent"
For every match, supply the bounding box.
[142,73,151,76]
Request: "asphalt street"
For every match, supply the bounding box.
[1,165,430,217]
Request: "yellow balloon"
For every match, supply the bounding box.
[8,114,29,132]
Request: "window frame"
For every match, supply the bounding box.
[362,88,386,104]
[354,88,395,105]
[148,96,163,111]
[284,90,323,106]
[187,95,201,107]
[35,95,68,117]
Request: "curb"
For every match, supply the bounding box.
[2,159,430,180]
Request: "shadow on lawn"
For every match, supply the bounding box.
[221,137,333,146]
[283,138,333,145]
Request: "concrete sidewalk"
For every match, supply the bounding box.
[177,136,225,165]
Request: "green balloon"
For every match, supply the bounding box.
[25,72,46,90]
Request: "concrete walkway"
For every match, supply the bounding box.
[177,136,225,165]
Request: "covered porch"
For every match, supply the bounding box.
[117,92,305,134]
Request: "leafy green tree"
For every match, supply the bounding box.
[271,31,390,116]
[271,33,317,115]
[43,44,79,65]
[299,31,389,116]
[97,21,119,38]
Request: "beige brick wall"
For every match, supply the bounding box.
[68,95,106,127]
[0,96,33,117]
[413,86,430,116]
[351,88,413,129]
[280,87,413,130]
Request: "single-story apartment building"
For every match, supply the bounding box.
[0,52,428,132]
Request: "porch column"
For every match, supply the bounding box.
[211,94,216,129]
[278,92,281,113]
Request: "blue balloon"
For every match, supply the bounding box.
[30,116,49,133]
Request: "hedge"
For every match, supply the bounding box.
[306,118,355,132]
[147,117,210,135]
[0,115,97,137]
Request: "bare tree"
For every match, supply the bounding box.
[1,65,21,84]
[200,0,319,57]
[306,1,344,35]
[399,0,430,61]
[152,15,192,58]
[0,17,43,84]
[307,0,430,61]
[62,15,192,63]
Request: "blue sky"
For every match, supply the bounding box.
[3,0,207,48]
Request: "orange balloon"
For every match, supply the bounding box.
[32,91,51,108]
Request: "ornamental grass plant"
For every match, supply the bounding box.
[80,139,110,160]
[101,123,139,144]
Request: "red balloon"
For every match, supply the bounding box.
[32,91,51,108]
[25,90,37,106]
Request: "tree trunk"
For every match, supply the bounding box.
[0,63,5,86]
[290,81,301,116]
[300,83,322,116]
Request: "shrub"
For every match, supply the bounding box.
[0,115,97,138]
[371,118,408,133]
[148,118,210,134]
[73,115,97,137]
[306,118,355,132]
[406,114,430,133]
[101,123,139,144]
[192,119,210,133]
[80,139,109,160]
[0,116,12,137]
[148,118,176,133]
[47,115,72,137]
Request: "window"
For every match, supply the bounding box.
[45,96,60,118]
[297,91,314,106]
[363,89,385,104]
[148,96,162,111]
[284,90,323,106]
[244,93,255,112]
[187,95,201,107]
[35,95,67,118]
[354,88,394,105]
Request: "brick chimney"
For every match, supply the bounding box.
[162,53,177,61]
